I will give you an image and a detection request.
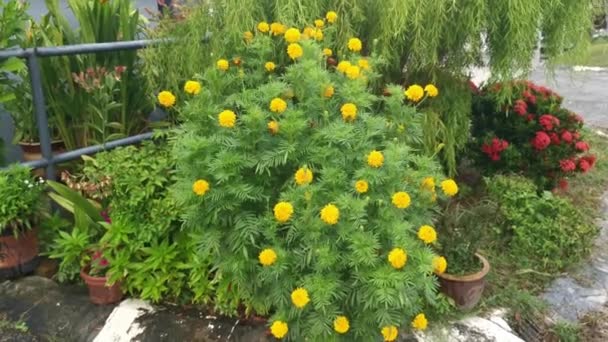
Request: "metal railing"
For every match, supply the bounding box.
[0,39,168,180]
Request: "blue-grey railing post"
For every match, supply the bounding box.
[26,51,55,180]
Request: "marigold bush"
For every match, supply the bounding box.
[172,20,451,341]
[471,81,595,190]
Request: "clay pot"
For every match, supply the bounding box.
[19,140,64,161]
[80,267,123,305]
[437,253,490,310]
[18,141,65,177]
[0,228,39,280]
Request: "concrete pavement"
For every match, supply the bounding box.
[530,68,608,129]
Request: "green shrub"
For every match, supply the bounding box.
[48,141,211,301]
[171,23,457,340]
[0,165,45,232]
[471,81,596,190]
[487,175,596,272]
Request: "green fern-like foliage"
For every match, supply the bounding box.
[173,25,454,341]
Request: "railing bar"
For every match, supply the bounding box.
[26,54,55,180]
[14,132,155,170]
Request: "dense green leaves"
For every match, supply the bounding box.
[0,165,44,232]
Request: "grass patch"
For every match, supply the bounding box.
[557,39,608,67]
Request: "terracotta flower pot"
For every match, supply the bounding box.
[0,228,39,280]
[437,253,491,310]
[80,267,123,305]
[18,141,65,177]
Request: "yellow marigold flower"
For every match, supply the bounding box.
[314,30,324,41]
[326,11,338,24]
[418,225,437,244]
[358,58,370,70]
[367,150,384,168]
[323,48,333,57]
[218,110,236,128]
[392,192,411,209]
[404,84,424,102]
[347,38,362,52]
[341,103,357,122]
[336,60,351,73]
[265,61,276,72]
[270,321,288,339]
[184,80,201,95]
[295,167,313,185]
[314,19,325,28]
[287,43,303,60]
[441,179,459,197]
[243,31,254,42]
[433,256,448,274]
[381,325,398,342]
[217,59,229,71]
[323,85,334,98]
[412,313,428,331]
[192,179,209,196]
[388,248,407,269]
[268,120,279,135]
[345,65,361,80]
[303,27,315,39]
[270,98,287,113]
[291,287,310,308]
[355,180,369,194]
[333,316,350,334]
[257,21,270,33]
[320,204,340,225]
[274,201,294,223]
[157,90,176,108]
[258,248,277,266]
[270,22,286,36]
[421,177,435,191]
[284,28,301,43]
[425,84,439,97]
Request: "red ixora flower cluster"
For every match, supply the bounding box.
[578,155,596,173]
[539,114,560,131]
[475,81,596,190]
[532,131,551,150]
[482,137,509,161]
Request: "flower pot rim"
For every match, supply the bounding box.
[80,265,112,286]
[437,253,490,282]
[17,140,64,146]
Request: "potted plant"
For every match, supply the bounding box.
[0,164,44,279]
[6,73,64,163]
[435,199,493,310]
[80,248,122,305]
[46,180,122,304]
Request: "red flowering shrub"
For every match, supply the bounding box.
[471,80,595,189]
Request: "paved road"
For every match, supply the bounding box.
[530,68,608,129]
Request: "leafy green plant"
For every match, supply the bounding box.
[436,198,498,275]
[24,0,151,149]
[0,165,45,233]
[46,180,107,281]
[0,0,29,104]
[51,142,208,302]
[170,23,456,340]
[487,175,596,273]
